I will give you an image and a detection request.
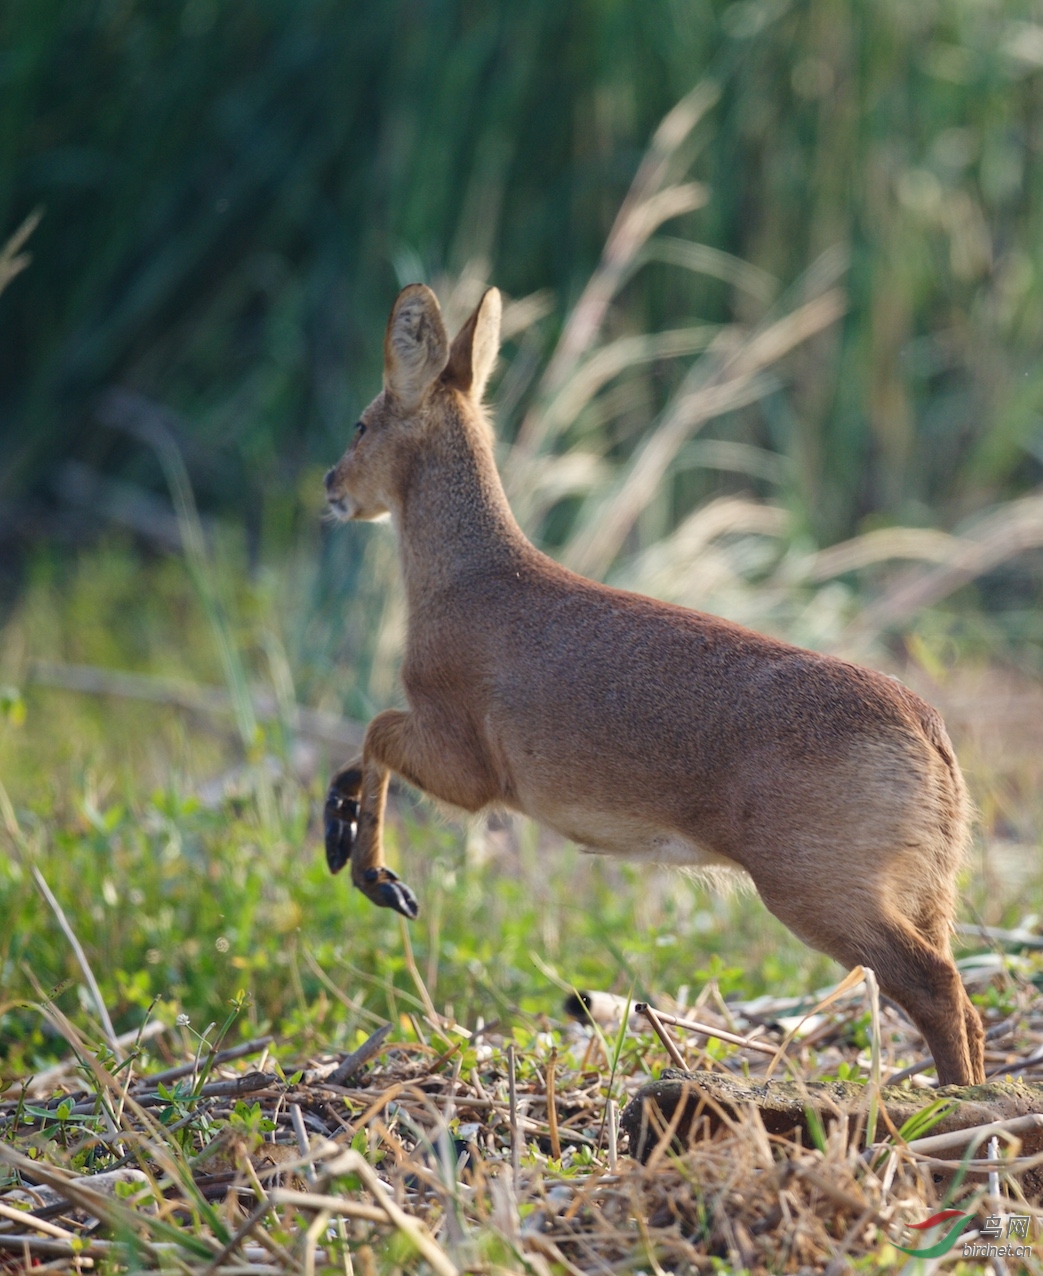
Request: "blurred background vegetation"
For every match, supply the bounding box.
[5,0,1043,553]
[3,0,1043,1057]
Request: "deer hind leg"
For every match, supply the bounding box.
[852,915,980,1086]
[328,707,498,920]
[965,1003,986,1083]
[757,882,980,1086]
[912,903,985,1085]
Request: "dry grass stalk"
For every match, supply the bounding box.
[0,209,40,297]
[642,235,778,304]
[520,81,720,419]
[498,78,847,580]
[561,290,845,579]
[637,1004,688,1070]
[640,1004,777,1057]
[905,1113,1043,1155]
[848,489,1043,640]
[29,864,123,1062]
[545,1051,561,1162]
[527,324,720,461]
[0,1200,78,1240]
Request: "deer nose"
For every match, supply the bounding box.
[323,467,336,492]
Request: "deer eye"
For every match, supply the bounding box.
[354,421,367,437]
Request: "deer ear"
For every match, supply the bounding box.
[384,285,450,411]
[443,287,501,401]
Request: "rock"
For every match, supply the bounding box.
[620,1070,1043,1199]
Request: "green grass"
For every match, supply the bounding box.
[0,668,823,1074]
[1,540,1041,1077]
[1,544,1042,1273]
[0,542,801,1067]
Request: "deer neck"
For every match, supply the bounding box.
[394,407,530,601]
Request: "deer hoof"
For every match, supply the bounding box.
[360,866,420,919]
[324,779,361,874]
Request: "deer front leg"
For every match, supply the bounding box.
[325,707,497,919]
[324,753,418,917]
[324,762,362,874]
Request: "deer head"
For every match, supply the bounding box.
[324,284,501,522]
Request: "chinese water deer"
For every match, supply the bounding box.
[323,283,984,1087]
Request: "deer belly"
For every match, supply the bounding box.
[532,801,741,870]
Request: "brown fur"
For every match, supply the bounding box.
[323,284,985,1087]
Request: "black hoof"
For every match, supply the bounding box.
[360,866,419,919]
[324,772,361,874]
